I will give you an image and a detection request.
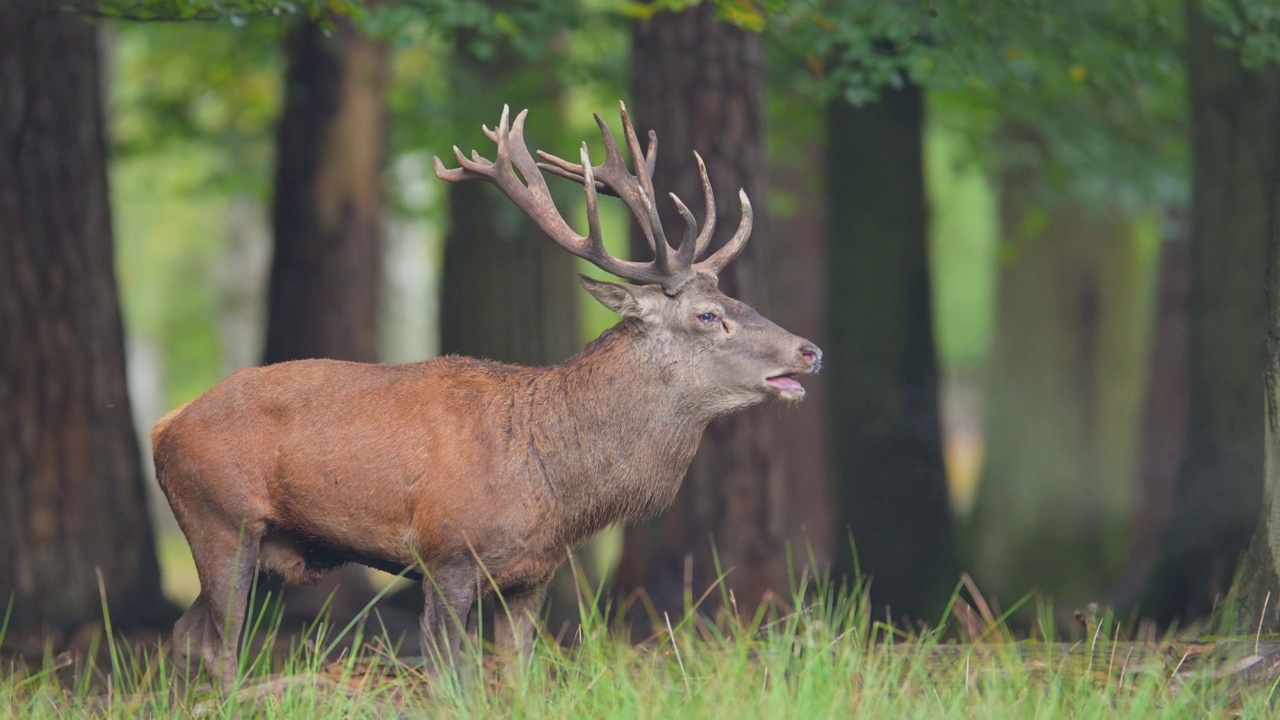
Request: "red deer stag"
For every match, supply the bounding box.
[152,102,821,688]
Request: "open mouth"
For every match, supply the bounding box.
[765,373,806,400]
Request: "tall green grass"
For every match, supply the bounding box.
[2,574,1277,719]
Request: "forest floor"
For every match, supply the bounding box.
[4,583,1280,719]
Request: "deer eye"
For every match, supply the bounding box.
[697,311,719,325]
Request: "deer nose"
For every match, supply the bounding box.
[799,342,823,373]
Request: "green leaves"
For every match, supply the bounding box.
[1201,0,1280,67]
[110,20,284,194]
[763,0,1189,210]
[84,0,364,22]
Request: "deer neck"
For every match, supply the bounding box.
[532,319,707,542]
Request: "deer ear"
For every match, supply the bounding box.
[578,275,657,318]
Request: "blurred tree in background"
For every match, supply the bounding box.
[1234,85,1280,635]
[825,79,958,623]
[789,0,1196,622]
[264,18,388,369]
[765,70,838,601]
[931,0,1184,621]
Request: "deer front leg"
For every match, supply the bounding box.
[493,581,549,662]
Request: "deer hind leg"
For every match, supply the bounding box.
[493,581,549,663]
[175,522,261,692]
[419,565,479,674]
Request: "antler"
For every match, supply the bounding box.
[434,102,752,293]
[538,102,754,285]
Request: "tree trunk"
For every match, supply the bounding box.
[1232,164,1280,633]
[769,91,836,577]
[438,55,583,636]
[966,173,1156,618]
[265,19,386,367]
[440,180,579,365]
[614,5,810,625]
[826,85,958,622]
[0,1,175,651]
[1140,2,1280,626]
[263,17,389,622]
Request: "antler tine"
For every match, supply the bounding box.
[618,102,672,274]
[580,144,606,258]
[505,108,555,197]
[690,152,717,260]
[693,189,753,276]
[480,104,509,144]
[537,152,611,195]
[643,129,657,181]
[670,193,699,269]
[536,111,665,255]
[576,142,674,286]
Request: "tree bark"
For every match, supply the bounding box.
[1218,35,1280,635]
[613,5,814,625]
[263,17,389,621]
[1140,2,1280,625]
[826,86,958,622]
[0,0,175,651]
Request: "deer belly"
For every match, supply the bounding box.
[264,462,418,566]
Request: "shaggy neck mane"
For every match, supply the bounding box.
[529,318,707,546]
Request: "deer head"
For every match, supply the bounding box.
[434,103,821,417]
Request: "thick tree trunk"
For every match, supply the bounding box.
[967,177,1155,617]
[0,1,175,651]
[614,5,812,624]
[826,86,958,622]
[1217,38,1280,635]
[1233,178,1280,633]
[1140,2,1280,625]
[263,18,389,621]
[438,56,583,635]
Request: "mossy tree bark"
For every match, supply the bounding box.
[1208,20,1280,633]
[1140,2,1280,626]
[0,0,175,651]
[1231,161,1280,633]
[265,18,387,367]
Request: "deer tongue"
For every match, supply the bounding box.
[766,374,803,393]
